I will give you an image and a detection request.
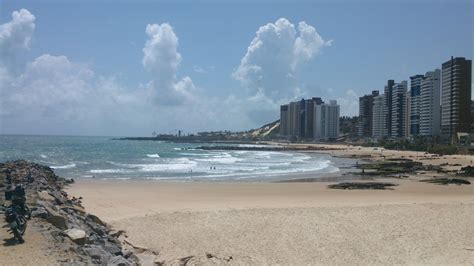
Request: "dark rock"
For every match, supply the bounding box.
[458,166,474,177]
[328,182,398,190]
[87,214,107,227]
[103,242,123,256]
[44,205,68,230]
[107,255,132,266]
[31,206,48,218]
[83,245,113,264]
[420,178,471,185]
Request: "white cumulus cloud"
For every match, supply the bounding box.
[142,23,195,105]
[0,8,35,73]
[233,18,331,102]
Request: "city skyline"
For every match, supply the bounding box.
[0,1,472,136]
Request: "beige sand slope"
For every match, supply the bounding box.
[68,179,474,265]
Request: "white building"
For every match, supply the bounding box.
[420,69,441,136]
[372,94,386,139]
[314,100,340,141]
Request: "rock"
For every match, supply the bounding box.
[328,182,398,190]
[44,205,68,230]
[37,190,54,201]
[31,206,48,218]
[103,242,123,256]
[83,245,113,264]
[420,178,471,185]
[65,228,87,245]
[87,214,107,227]
[107,255,132,266]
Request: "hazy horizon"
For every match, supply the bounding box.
[1,0,472,136]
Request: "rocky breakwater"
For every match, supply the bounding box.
[0,160,138,265]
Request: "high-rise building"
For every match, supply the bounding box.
[372,94,386,139]
[384,80,395,137]
[471,100,474,133]
[288,102,298,136]
[303,99,315,139]
[279,104,289,136]
[420,69,441,137]
[409,75,424,137]
[314,100,340,141]
[358,90,379,138]
[441,57,472,142]
[280,98,324,139]
[391,81,408,138]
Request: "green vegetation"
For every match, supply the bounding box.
[363,138,459,155]
[354,160,423,176]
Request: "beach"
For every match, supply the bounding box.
[67,142,474,265]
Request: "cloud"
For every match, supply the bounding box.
[233,18,331,102]
[142,23,195,105]
[1,11,309,136]
[0,8,35,73]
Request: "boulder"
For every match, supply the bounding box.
[87,214,107,226]
[37,190,54,201]
[83,245,113,264]
[31,206,48,219]
[107,255,132,266]
[65,228,87,245]
[44,205,68,230]
[103,242,123,256]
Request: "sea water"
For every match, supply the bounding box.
[0,135,350,181]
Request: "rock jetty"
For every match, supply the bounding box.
[0,160,138,265]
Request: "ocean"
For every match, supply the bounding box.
[0,135,352,181]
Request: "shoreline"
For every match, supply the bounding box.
[65,143,474,264]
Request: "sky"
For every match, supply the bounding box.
[0,0,472,136]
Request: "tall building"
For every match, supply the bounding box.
[280,97,324,139]
[358,90,379,138]
[372,94,386,139]
[279,104,289,136]
[314,100,340,141]
[384,80,395,137]
[409,75,424,137]
[288,101,298,136]
[420,69,441,137]
[303,99,316,139]
[471,100,474,133]
[441,57,472,142]
[391,81,408,138]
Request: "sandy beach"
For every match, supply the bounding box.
[68,174,474,264]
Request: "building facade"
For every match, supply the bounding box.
[390,81,408,138]
[409,75,424,137]
[358,90,379,138]
[440,57,472,142]
[420,69,441,137]
[372,94,386,139]
[314,100,340,141]
[384,80,395,137]
[279,104,289,136]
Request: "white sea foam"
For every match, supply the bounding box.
[90,169,130,174]
[40,154,48,159]
[146,154,160,158]
[51,163,76,169]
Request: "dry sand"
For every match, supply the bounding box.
[68,178,474,265]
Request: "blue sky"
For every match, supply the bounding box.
[0,0,472,136]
